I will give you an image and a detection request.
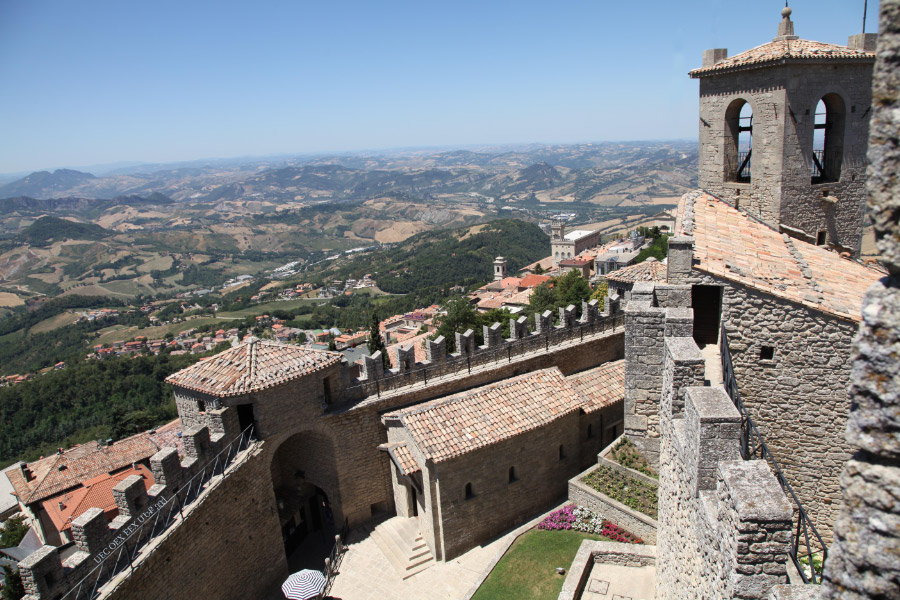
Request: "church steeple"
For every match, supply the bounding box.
[774,4,798,41]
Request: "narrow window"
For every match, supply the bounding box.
[587,424,594,439]
[323,376,332,402]
[196,400,205,413]
[811,94,846,183]
[508,467,517,483]
[465,483,474,500]
[558,445,565,460]
[760,346,775,360]
[816,231,827,246]
[725,99,753,183]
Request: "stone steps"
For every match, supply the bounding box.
[370,516,435,579]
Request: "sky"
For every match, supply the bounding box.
[0,0,880,175]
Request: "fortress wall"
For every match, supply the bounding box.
[104,445,286,600]
[715,275,858,539]
[656,336,795,600]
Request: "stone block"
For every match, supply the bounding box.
[665,307,694,337]
[361,352,384,380]
[667,236,694,284]
[19,546,64,599]
[509,316,529,340]
[426,336,446,362]
[207,407,240,441]
[392,344,415,373]
[484,322,502,347]
[113,474,149,519]
[182,426,211,462]
[71,507,110,555]
[151,447,183,491]
[535,310,552,334]
[455,329,475,357]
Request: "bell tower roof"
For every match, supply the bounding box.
[690,6,875,78]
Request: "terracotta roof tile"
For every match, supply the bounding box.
[678,191,882,322]
[690,38,874,77]
[566,360,625,414]
[165,339,341,397]
[383,368,580,463]
[606,259,667,285]
[7,426,176,505]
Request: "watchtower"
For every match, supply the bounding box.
[493,256,508,281]
[690,6,876,255]
[551,220,565,241]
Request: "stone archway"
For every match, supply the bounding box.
[270,429,343,567]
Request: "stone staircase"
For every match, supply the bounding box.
[370,516,435,579]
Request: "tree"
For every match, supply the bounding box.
[433,296,481,352]
[533,263,544,275]
[1,566,24,600]
[328,338,337,351]
[0,516,28,548]
[367,312,388,368]
[591,279,609,306]
[555,270,591,310]
[527,282,558,318]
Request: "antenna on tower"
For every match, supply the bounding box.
[863,0,868,34]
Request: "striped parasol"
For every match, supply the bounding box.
[281,569,327,600]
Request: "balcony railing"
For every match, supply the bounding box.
[811,150,842,183]
[720,326,827,584]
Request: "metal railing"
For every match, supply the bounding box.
[61,425,258,600]
[322,529,347,597]
[346,312,625,399]
[811,150,842,183]
[720,327,826,584]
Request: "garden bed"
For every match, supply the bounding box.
[606,437,657,479]
[583,464,658,519]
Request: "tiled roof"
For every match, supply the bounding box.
[690,38,874,77]
[387,332,431,368]
[519,274,552,289]
[679,191,882,322]
[165,339,342,397]
[383,368,580,463]
[566,360,625,414]
[41,465,154,534]
[7,430,169,505]
[606,258,667,285]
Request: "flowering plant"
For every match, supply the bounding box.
[537,504,642,543]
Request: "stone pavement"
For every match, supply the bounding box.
[326,520,518,600]
[581,563,656,600]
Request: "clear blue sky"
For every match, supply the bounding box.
[0,0,879,174]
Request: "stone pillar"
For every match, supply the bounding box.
[580,299,599,323]
[19,546,64,600]
[426,336,446,362]
[558,304,576,328]
[667,236,694,284]
[509,316,529,341]
[664,307,694,338]
[112,474,149,520]
[605,292,620,316]
[483,322,502,348]
[535,310,553,334]
[823,5,900,597]
[182,426,211,463]
[624,288,666,466]
[150,447,183,491]
[71,507,110,556]
[362,352,384,380]
[684,387,742,494]
[392,344,415,373]
[207,407,239,442]
[455,329,474,357]
[661,336,705,421]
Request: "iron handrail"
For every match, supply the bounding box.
[60,424,258,600]
[720,326,827,584]
[346,312,625,399]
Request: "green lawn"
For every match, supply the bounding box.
[472,529,608,600]
[216,298,325,318]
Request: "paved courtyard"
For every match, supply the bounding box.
[325,521,517,600]
[580,563,656,600]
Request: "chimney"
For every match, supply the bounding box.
[702,48,727,67]
[848,33,878,51]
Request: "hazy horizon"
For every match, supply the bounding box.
[0,0,878,174]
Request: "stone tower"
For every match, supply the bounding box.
[690,6,876,255]
[551,220,565,241]
[493,256,507,281]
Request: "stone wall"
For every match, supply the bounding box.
[567,465,658,545]
[558,541,657,600]
[715,275,858,539]
[822,2,900,597]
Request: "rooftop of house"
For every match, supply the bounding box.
[559,258,593,267]
[165,339,342,397]
[386,331,431,368]
[566,360,625,414]
[382,368,580,463]
[678,191,883,322]
[606,258,667,285]
[563,229,596,242]
[690,9,874,78]
[7,420,181,506]
[518,273,552,288]
[41,464,154,534]
[378,442,420,476]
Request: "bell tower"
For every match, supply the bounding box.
[690,5,876,255]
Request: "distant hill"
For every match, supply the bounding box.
[324,219,549,294]
[18,216,110,244]
[0,169,96,198]
[0,192,173,216]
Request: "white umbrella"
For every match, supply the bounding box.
[282,569,327,600]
